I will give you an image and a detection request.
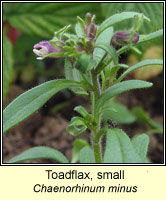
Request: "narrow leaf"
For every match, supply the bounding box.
[113,64,129,69]
[132,134,149,161]
[74,106,93,121]
[75,23,85,38]
[101,3,163,35]
[91,26,114,70]
[3,79,83,134]
[104,128,142,163]
[95,80,153,115]
[138,29,163,45]
[95,43,118,65]
[80,146,95,163]
[96,12,149,38]
[8,146,69,163]
[118,59,163,82]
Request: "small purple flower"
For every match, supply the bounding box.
[111,31,139,47]
[33,41,61,60]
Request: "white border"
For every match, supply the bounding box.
[1,0,165,166]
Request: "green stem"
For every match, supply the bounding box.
[91,70,100,99]
[93,142,103,163]
[90,70,102,163]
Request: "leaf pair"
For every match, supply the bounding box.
[8,129,149,164]
[74,129,150,163]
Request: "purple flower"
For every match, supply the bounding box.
[33,41,61,60]
[111,31,139,47]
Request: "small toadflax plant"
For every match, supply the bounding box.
[3,12,163,163]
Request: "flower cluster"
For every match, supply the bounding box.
[33,13,140,60]
[33,13,98,60]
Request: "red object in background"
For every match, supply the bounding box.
[3,20,21,46]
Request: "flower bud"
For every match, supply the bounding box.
[85,12,92,25]
[33,41,61,60]
[111,31,139,47]
[85,23,97,41]
[88,23,97,40]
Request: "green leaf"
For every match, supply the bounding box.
[113,64,129,69]
[104,128,142,163]
[91,26,114,70]
[71,139,90,163]
[77,16,86,29]
[96,12,149,38]
[75,54,92,73]
[65,58,82,82]
[95,43,118,65]
[137,29,163,45]
[67,117,87,136]
[132,106,163,130]
[117,59,163,82]
[80,146,95,163]
[132,134,149,161]
[74,106,93,122]
[3,79,83,134]
[3,35,13,100]
[95,80,153,115]
[102,101,136,125]
[7,146,69,163]
[75,23,84,38]
[101,3,163,34]
[64,58,88,95]
[6,3,102,38]
[54,24,71,37]
[107,64,129,83]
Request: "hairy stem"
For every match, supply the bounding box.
[93,142,102,163]
[90,70,102,163]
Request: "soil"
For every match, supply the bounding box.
[3,73,164,164]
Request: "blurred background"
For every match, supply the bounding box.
[3,2,164,163]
